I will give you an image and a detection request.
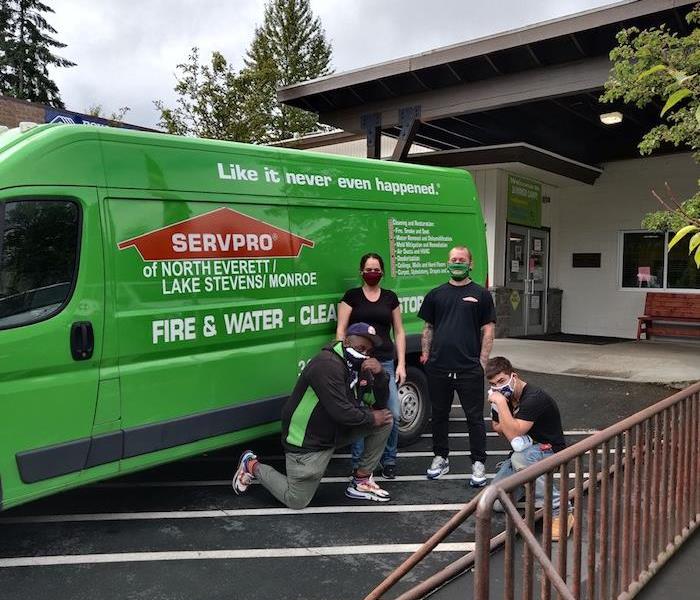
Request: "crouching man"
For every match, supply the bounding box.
[486,356,574,542]
[232,322,394,508]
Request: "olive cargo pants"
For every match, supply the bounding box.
[255,421,392,510]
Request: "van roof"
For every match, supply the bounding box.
[0,124,476,208]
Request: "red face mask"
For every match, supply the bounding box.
[362,271,383,286]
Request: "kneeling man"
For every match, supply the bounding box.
[232,322,394,508]
[486,356,574,541]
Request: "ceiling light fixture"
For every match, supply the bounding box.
[600,111,623,125]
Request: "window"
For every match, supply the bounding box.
[621,231,700,290]
[0,200,80,328]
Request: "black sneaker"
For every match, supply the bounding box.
[381,464,397,479]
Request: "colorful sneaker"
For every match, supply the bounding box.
[232,450,257,495]
[470,460,487,488]
[381,464,397,479]
[346,474,391,502]
[426,455,449,479]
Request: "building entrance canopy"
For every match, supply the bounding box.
[278,0,696,182]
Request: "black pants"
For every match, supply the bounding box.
[427,368,487,464]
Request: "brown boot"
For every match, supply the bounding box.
[552,513,574,542]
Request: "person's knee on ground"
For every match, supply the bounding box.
[285,494,314,510]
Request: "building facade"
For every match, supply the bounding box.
[277,0,699,340]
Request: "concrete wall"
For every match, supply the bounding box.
[556,152,698,338]
[300,136,431,159]
[470,169,502,286]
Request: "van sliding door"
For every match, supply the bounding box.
[107,194,298,467]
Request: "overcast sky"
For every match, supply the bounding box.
[48,0,622,128]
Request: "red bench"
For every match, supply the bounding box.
[636,292,700,340]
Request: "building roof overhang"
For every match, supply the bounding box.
[404,143,603,185]
[278,0,696,167]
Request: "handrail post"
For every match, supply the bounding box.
[474,488,497,600]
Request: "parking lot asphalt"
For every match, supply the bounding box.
[0,371,675,600]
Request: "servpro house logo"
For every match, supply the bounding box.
[118,207,314,260]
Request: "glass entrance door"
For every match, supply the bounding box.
[506,224,549,336]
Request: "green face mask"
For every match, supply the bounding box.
[447,262,471,281]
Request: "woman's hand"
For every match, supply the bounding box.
[395,363,406,385]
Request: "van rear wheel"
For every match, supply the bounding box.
[397,366,430,447]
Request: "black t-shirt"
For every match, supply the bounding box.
[341,287,400,361]
[493,384,566,452]
[417,281,496,372]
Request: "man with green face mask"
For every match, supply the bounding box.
[417,246,496,487]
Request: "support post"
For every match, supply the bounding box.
[391,105,422,161]
[361,113,382,159]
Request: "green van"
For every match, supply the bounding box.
[0,124,487,510]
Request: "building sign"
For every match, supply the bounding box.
[44,108,145,131]
[507,174,541,227]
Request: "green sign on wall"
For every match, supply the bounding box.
[507,174,541,227]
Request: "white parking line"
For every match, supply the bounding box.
[0,542,476,568]
[420,430,598,438]
[95,472,590,488]
[0,503,468,524]
[194,445,615,463]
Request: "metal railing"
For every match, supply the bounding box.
[365,381,700,600]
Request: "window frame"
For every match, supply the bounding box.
[618,229,699,293]
[0,196,83,331]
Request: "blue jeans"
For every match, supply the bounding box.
[352,360,400,468]
[492,444,572,517]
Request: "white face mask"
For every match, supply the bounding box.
[344,345,368,370]
[490,374,515,399]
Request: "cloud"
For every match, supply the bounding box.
[47,0,617,128]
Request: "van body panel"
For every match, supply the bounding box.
[0,125,486,510]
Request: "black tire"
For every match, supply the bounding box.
[397,365,430,447]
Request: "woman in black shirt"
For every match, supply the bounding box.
[336,252,406,479]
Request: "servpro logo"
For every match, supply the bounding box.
[118,207,314,260]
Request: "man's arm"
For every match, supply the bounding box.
[309,361,374,428]
[362,360,390,410]
[490,392,532,441]
[420,322,433,364]
[480,322,495,369]
[491,419,505,437]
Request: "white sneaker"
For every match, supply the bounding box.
[426,456,449,479]
[345,474,391,502]
[470,461,487,488]
[232,450,256,495]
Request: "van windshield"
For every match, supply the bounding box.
[0,200,79,328]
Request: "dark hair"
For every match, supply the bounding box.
[485,356,514,379]
[360,252,385,271]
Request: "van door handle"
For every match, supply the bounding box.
[70,321,94,361]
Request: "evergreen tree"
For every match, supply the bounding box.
[0,0,75,107]
[0,1,15,96]
[154,48,267,143]
[244,0,333,141]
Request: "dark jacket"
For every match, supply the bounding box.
[281,342,389,453]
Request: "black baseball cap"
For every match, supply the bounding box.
[346,322,382,347]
